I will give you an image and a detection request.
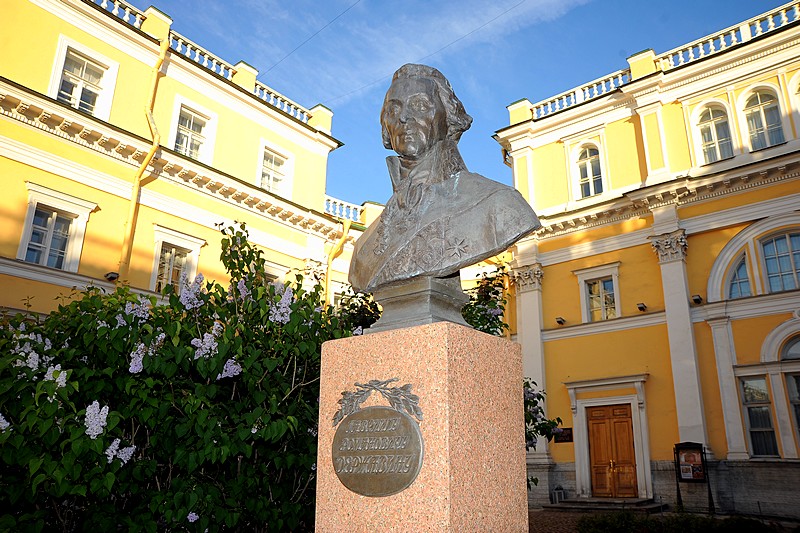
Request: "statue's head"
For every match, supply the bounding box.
[380,64,473,158]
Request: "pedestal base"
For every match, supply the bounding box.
[368,276,470,333]
[316,322,528,532]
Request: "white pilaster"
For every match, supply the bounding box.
[650,220,708,444]
[706,315,750,459]
[512,260,550,458]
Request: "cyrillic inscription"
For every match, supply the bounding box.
[331,406,423,497]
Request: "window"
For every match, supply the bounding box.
[174,107,206,160]
[149,226,205,294]
[17,183,96,273]
[574,262,621,323]
[155,243,189,293]
[762,232,800,292]
[698,107,733,163]
[261,149,287,194]
[745,91,785,151]
[57,50,105,115]
[48,37,119,121]
[168,97,217,164]
[586,277,616,321]
[727,256,751,299]
[740,377,779,456]
[577,147,603,198]
[24,207,73,269]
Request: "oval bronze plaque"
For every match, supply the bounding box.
[331,405,424,497]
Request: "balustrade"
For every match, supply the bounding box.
[531,69,631,120]
[254,81,310,123]
[87,0,144,28]
[324,196,361,222]
[657,1,800,70]
[169,31,236,80]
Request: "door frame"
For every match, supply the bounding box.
[567,374,653,499]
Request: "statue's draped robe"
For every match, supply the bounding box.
[349,140,540,292]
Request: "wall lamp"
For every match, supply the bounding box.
[636,302,647,312]
[104,272,120,281]
[691,294,703,305]
[555,316,566,325]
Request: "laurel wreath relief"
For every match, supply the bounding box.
[332,378,423,427]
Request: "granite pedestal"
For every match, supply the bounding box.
[315,321,528,532]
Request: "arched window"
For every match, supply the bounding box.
[727,256,751,299]
[745,90,785,150]
[698,107,733,163]
[783,336,800,360]
[577,147,602,198]
[762,231,800,292]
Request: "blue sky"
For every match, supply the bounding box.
[136,0,784,207]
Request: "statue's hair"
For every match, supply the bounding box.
[381,64,473,149]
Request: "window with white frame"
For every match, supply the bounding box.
[761,231,800,293]
[787,373,800,444]
[57,50,105,115]
[727,255,751,299]
[260,148,287,194]
[740,377,779,456]
[174,106,207,160]
[23,207,73,270]
[49,37,119,121]
[577,146,603,198]
[698,106,734,164]
[745,90,785,151]
[155,243,190,293]
[149,226,205,294]
[17,183,96,273]
[168,97,217,165]
[574,262,621,323]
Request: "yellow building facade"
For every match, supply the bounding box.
[0,0,361,316]
[496,2,800,516]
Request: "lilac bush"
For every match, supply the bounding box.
[0,224,355,531]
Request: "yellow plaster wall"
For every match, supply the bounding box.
[544,323,678,462]
[732,313,795,365]
[512,152,531,202]
[605,117,646,188]
[661,103,691,172]
[532,143,569,210]
[643,113,665,170]
[684,226,747,298]
[694,322,727,457]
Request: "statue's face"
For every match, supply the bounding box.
[381,78,447,158]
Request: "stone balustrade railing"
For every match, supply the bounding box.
[85,0,145,28]
[324,195,361,222]
[254,81,311,123]
[658,1,800,70]
[531,68,631,120]
[169,31,236,80]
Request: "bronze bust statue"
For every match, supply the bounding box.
[348,64,540,330]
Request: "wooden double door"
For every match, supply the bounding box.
[587,404,638,498]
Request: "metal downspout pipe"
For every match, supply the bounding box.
[118,37,170,281]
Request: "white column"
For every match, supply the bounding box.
[769,371,799,459]
[650,228,708,444]
[512,262,550,458]
[706,315,749,459]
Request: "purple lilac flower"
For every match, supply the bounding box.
[180,273,205,310]
[352,326,363,336]
[105,438,120,463]
[269,285,293,324]
[216,358,242,380]
[129,343,146,374]
[191,323,222,360]
[117,445,136,464]
[125,300,151,321]
[84,401,109,439]
[44,364,67,388]
[187,512,199,523]
[0,413,11,432]
[236,278,250,302]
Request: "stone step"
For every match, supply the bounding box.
[541,498,668,514]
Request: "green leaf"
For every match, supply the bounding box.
[28,457,44,476]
